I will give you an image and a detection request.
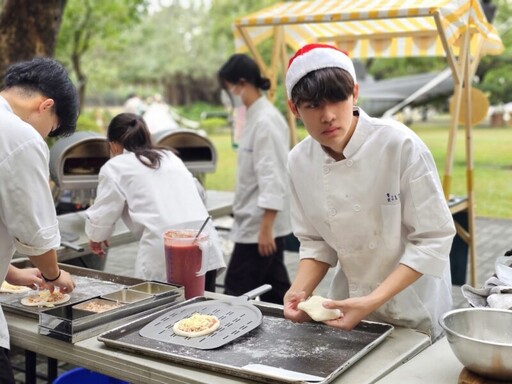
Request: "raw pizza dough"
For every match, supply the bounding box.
[0,281,32,293]
[173,313,220,338]
[297,295,342,322]
[20,290,70,307]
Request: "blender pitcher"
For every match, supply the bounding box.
[164,223,209,299]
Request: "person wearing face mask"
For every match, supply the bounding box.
[85,113,226,288]
[217,54,292,304]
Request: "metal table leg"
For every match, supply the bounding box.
[48,357,58,382]
[25,350,36,384]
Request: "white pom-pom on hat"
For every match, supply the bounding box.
[285,43,357,99]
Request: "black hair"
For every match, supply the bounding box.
[218,54,271,91]
[290,67,355,106]
[107,113,164,169]
[2,57,79,137]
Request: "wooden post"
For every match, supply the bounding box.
[434,13,478,287]
[462,30,477,287]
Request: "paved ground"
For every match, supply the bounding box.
[9,215,512,383]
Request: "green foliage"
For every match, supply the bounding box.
[55,0,149,95]
[199,118,230,135]
[76,112,103,133]
[204,132,237,191]
[50,0,512,110]
[412,121,512,219]
[205,117,512,218]
[175,101,229,134]
[177,102,225,121]
[477,0,512,104]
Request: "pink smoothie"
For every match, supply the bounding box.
[164,230,206,299]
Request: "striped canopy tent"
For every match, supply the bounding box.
[233,0,504,286]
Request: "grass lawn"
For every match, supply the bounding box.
[204,116,512,219]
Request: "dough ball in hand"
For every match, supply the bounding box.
[297,295,342,322]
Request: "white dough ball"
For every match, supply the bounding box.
[297,295,342,322]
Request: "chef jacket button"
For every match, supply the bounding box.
[323,166,330,174]
[349,283,358,291]
[353,204,361,211]
[368,242,376,249]
[329,208,337,216]
[339,247,346,255]
[346,159,353,167]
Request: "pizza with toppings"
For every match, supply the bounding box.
[173,313,220,337]
[0,281,32,293]
[20,289,70,307]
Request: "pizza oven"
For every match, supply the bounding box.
[152,128,217,182]
[49,131,110,214]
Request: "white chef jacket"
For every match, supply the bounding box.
[0,96,61,349]
[288,107,456,339]
[231,96,292,243]
[85,150,225,282]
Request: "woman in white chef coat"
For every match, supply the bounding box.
[0,57,78,383]
[217,54,292,304]
[85,113,225,288]
[282,44,456,340]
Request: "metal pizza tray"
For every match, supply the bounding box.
[99,299,394,384]
[0,259,150,318]
[139,285,270,349]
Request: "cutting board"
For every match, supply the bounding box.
[458,368,504,384]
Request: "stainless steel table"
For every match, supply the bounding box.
[6,295,430,384]
[376,337,463,383]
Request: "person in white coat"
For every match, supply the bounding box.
[0,57,78,383]
[85,113,225,289]
[283,44,456,340]
[218,54,292,304]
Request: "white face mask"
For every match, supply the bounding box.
[230,93,243,108]
[228,84,244,108]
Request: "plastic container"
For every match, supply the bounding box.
[53,367,128,384]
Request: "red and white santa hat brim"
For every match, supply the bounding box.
[285,43,357,99]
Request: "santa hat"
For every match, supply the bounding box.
[285,43,357,99]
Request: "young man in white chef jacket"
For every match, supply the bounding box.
[283,44,456,340]
[0,58,78,382]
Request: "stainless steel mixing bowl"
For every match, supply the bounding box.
[440,308,512,380]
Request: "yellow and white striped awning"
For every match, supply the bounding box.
[234,0,504,59]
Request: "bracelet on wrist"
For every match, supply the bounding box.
[42,270,61,282]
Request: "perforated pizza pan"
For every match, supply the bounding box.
[139,285,270,350]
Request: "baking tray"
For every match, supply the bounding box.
[39,285,182,343]
[99,297,394,384]
[0,259,149,318]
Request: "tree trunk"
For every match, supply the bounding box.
[0,0,66,76]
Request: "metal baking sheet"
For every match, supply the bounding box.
[99,298,394,384]
[0,259,151,318]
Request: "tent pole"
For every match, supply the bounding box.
[236,26,271,84]
[268,26,283,103]
[463,29,477,287]
[435,11,477,286]
[277,27,297,147]
[443,37,469,198]
[434,11,464,197]
[434,12,461,85]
